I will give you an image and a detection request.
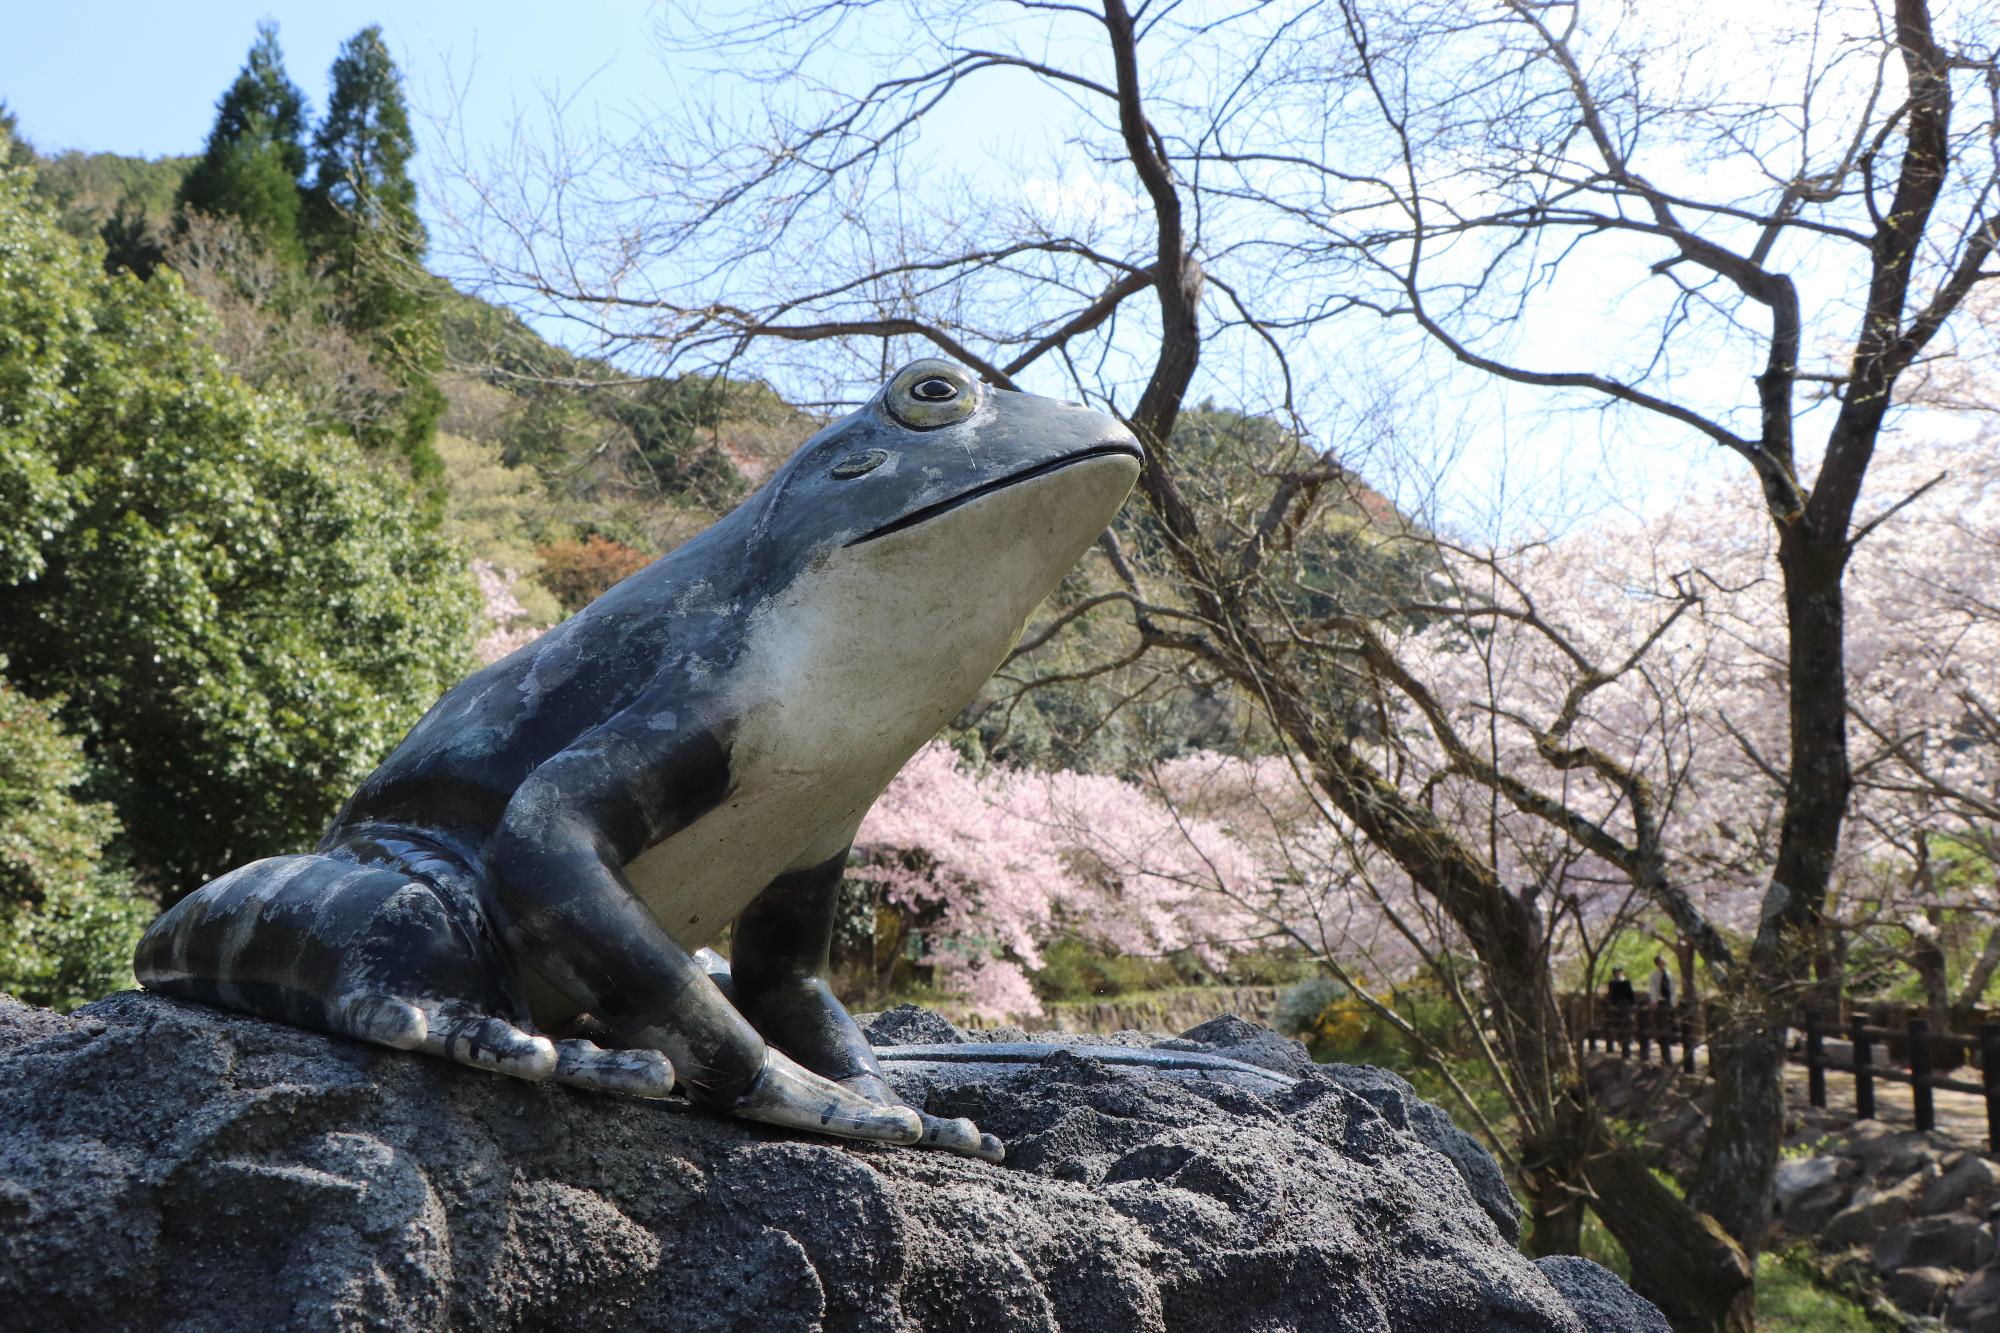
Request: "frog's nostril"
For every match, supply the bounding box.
[831,450,888,479]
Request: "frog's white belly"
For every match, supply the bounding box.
[619,458,1125,950]
[620,763,888,949]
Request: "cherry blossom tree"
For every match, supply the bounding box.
[470,559,541,664]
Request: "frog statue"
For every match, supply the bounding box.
[134,359,1142,1165]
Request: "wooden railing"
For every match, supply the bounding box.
[1801,1013,2000,1152]
[1565,994,2000,1153]
[1566,994,1703,1075]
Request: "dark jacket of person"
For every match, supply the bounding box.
[1607,976,1637,1007]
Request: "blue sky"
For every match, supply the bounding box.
[1,6,654,162]
[0,4,1755,534]
[2,4,1885,536]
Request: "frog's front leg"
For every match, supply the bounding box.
[733,848,1005,1163]
[487,712,921,1148]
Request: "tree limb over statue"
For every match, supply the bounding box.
[432,2,1997,1327]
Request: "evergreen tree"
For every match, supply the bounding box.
[306,25,445,487]
[98,200,165,279]
[306,25,422,271]
[175,23,309,266]
[0,103,35,170]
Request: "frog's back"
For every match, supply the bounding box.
[328,518,764,849]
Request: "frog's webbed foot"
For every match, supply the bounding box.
[331,994,558,1081]
[337,994,677,1096]
[918,1116,1006,1164]
[729,1048,925,1145]
[700,948,1004,1161]
[552,1038,676,1098]
[836,1071,1005,1164]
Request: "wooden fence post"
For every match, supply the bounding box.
[1638,1007,1652,1063]
[1980,1021,2000,1154]
[1853,1015,1875,1122]
[1909,1015,1934,1133]
[1806,1012,1826,1109]
[1680,1010,1695,1074]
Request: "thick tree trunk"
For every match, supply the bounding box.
[1527,1186,1584,1258]
[1811,925,1844,1018]
[1690,521,1852,1251]
[1582,1135,1755,1333]
[1915,927,1950,1030]
[1684,1014,1790,1267]
[1955,923,2000,1017]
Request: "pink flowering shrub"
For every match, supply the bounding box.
[857,743,1368,1017]
[852,746,1228,1016]
[471,560,542,664]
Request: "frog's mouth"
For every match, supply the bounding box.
[845,441,1143,547]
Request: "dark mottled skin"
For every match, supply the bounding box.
[135,361,1140,1154]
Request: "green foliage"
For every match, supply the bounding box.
[306,25,421,264]
[438,292,782,512]
[5,99,194,274]
[1029,934,1194,1003]
[0,140,95,585]
[0,104,32,170]
[1274,974,1360,1042]
[0,152,475,903]
[303,25,443,484]
[963,400,1436,776]
[98,201,166,280]
[176,22,310,267]
[433,431,562,623]
[607,376,766,512]
[1753,1249,1898,1331]
[434,289,799,588]
[1168,401,1436,620]
[0,666,150,1011]
[26,146,193,277]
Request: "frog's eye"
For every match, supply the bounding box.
[831,449,887,479]
[885,359,979,429]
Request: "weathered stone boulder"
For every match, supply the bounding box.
[1951,1264,2000,1332]
[0,992,1661,1332]
[1873,1212,1988,1276]
[1772,1154,1855,1237]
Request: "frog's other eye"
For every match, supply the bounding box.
[885,358,979,429]
[831,449,888,479]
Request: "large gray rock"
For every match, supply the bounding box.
[1533,1257,1670,1333]
[0,992,1658,1332]
[1772,1154,1856,1237]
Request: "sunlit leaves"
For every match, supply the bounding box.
[0,147,475,903]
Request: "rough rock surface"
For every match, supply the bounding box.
[1532,1257,1670,1333]
[0,992,1659,1332]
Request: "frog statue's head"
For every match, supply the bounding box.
[737,358,1144,648]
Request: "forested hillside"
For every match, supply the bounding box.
[0,28,836,1007]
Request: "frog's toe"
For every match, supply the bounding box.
[424,1009,558,1081]
[330,994,428,1051]
[917,1113,1006,1164]
[732,1048,924,1145]
[552,1039,676,1098]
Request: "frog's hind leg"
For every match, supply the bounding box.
[135,854,561,1083]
